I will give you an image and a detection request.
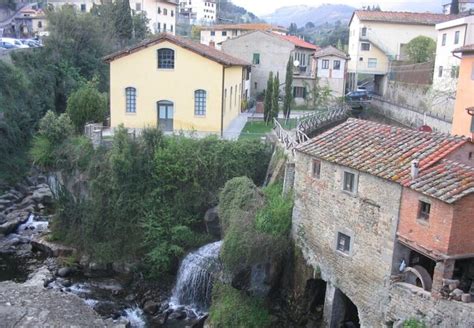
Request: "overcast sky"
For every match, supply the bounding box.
[231,0,444,15]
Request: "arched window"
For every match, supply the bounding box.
[158,48,175,69]
[194,90,207,116]
[125,87,136,113]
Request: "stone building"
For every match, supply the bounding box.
[292,118,474,327]
[221,30,318,103]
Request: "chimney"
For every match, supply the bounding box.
[411,160,419,180]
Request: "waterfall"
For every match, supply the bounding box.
[170,241,222,310]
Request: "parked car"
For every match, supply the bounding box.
[0,42,17,49]
[0,38,29,49]
[346,90,372,110]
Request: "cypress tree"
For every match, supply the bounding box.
[264,72,273,124]
[272,73,280,122]
[115,0,133,43]
[283,56,294,119]
[450,0,459,14]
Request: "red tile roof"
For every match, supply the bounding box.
[201,23,287,33]
[296,118,472,202]
[351,10,459,26]
[453,44,474,53]
[314,46,349,59]
[104,33,251,66]
[402,160,474,203]
[279,35,318,50]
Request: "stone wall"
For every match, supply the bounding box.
[292,151,402,327]
[386,283,474,327]
[371,97,452,134]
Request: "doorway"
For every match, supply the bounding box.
[157,100,174,132]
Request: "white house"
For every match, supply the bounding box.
[315,46,350,98]
[443,0,474,14]
[178,0,216,25]
[433,15,474,88]
[132,0,177,34]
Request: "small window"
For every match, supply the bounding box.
[210,31,215,36]
[135,3,141,11]
[293,86,306,99]
[442,33,447,46]
[157,6,161,14]
[333,60,341,70]
[343,171,356,193]
[158,48,175,69]
[194,89,206,116]
[451,66,459,78]
[38,21,42,28]
[163,8,168,15]
[418,201,431,220]
[80,3,86,12]
[438,66,443,78]
[359,57,364,62]
[454,31,460,44]
[337,232,351,254]
[164,23,167,32]
[222,31,227,36]
[171,24,174,33]
[171,10,174,17]
[321,59,329,69]
[368,58,377,68]
[252,53,260,65]
[157,22,161,32]
[254,82,257,89]
[312,159,321,179]
[361,42,370,51]
[361,27,367,36]
[125,87,136,113]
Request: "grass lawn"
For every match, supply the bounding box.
[239,119,296,140]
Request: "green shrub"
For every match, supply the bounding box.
[38,110,74,143]
[66,80,107,132]
[403,319,427,328]
[209,282,271,328]
[30,135,56,168]
[255,183,293,237]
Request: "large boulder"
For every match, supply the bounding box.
[31,184,54,205]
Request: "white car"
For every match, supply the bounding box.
[0,38,29,49]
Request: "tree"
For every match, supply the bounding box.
[450,0,459,14]
[264,72,273,124]
[305,22,315,29]
[304,79,332,109]
[66,80,108,132]
[132,11,151,40]
[283,57,294,119]
[114,0,133,42]
[289,23,298,35]
[406,36,436,63]
[272,73,280,121]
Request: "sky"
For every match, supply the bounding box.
[231,0,444,16]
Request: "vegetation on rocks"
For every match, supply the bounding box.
[209,282,271,328]
[50,131,271,276]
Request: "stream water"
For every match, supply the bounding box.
[1,213,223,327]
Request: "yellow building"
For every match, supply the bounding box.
[452,44,474,138]
[105,33,250,135]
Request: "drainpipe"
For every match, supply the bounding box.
[220,66,226,138]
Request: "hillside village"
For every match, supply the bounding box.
[0,0,474,327]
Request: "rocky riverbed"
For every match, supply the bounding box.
[0,174,211,328]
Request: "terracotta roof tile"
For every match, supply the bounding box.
[279,35,319,50]
[296,119,471,203]
[353,10,459,25]
[104,33,251,66]
[314,46,349,59]
[403,160,474,203]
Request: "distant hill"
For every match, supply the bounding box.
[217,0,261,24]
[262,4,355,27]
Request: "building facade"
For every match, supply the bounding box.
[221,31,317,104]
[132,0,177,34]
[293,118,474,327]
[105,33,249,136]
[178,0,216,25]
[433,15,474,89]
[314,46,350,98]
[452,44,474,138]
[347,10,455,94]
[200,23,287,49]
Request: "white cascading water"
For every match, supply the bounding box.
[170,241,222,310]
